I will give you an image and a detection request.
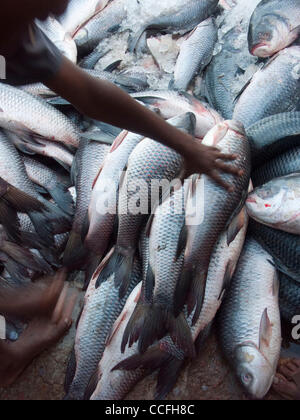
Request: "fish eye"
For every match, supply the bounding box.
[241,373,253,385]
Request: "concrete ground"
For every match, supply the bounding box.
[0,299,283,401]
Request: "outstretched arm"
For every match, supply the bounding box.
[46,58,243,191]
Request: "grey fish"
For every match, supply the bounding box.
[0,131,71,245]
[74,0,127,56]
[204,0,261,119]
[248,0,300,58]
[170,18,217,91]
[96,113,196,300]
[219,237,281,399]
[247,173,300,235]
[132,90,223,138]
[86,282,148,401]
[249,219,300,283]
[252,146,300,187]
[64,260,141,400]
[246,111,300,151]
[175,121,251,325]
[23,156,74,216]
[128,0,219,53]
[59,0,111,36]
[36,16,77,63]
[84,131,143,276]
[63,138,109,272]
[0,83,80,148]
[233,46,300,128]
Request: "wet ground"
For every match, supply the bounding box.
[0,296,284,401]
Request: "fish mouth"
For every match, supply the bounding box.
[250,43,270,57]
[246,197,257,204]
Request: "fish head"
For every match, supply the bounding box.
[234,343,274,399]
[246,184,284,222]
[248,13,291,58]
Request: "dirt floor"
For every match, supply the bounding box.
[0,283,284,401]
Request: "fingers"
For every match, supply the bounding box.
[210,170,234,192]
[215,152,238,161]
[51,284,69,324]
[216,160,244,177]
[59,290,78,329]
[47,269,67,302]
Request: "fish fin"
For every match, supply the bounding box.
[47,182,74,217]
[145,213,155,238]
[64,348,77,394]
[63,231,88,269]
[168,312,195,358]
[15,142,36,155]
[121,302,148,353]
[259,308,272,351]
[80,130,115,145]
[226,208,246,246]
[176,224,188,261]
[174,268,192,318]
[83,254,102,291]
[155,356,185,401]
[145,263,155,303]
[128,28,147,53]
[0,179,44,213]
[194,321,213,356]
[34,184,48,195]
[187,270,207,325]
[132,95,167,106]
[1,241,52,274]
[96,246,135,299]
[28,211,55,247]
[113,345,169,372]
[0,202,21,242]
[47,96,70,106]
[218,260,235,301]
[84,370,100,401]
[54,158,71,172]
[104,60,122,72]
[40,198,72,234]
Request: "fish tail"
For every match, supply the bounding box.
[128,28,146,53]
[63,230,88,269]
[138,305,195,358]
[41,198,73,234]
[113,345,171,372]
[155,357,185,400]
[28,210,56,247]
[96,246,135,299]
[47,182,74,217]
[174,268,193,318]
[1,241,53,274]
[84,370,101,401]
[0,201,21,242]
[121,302,148,353]
[187,270,207,326]
[83,254,102,291]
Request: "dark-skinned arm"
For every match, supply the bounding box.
[46,58,243,190]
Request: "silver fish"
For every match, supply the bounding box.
[170,18,217,91]
[219,237,282,399]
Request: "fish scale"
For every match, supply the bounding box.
[219,237,281,399]
[279,272,300,323]
[65,260,142,400]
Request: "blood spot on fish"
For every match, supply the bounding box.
[265,204,271,208]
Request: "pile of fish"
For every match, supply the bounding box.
[1,0,300,401]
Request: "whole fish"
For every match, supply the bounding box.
[246,111,300,151]
[74,0,127,56]
[249,219,300,284]
[84,131,143,274]
[23,156,74,216]
[96,113,196,300]
[127,0,219,53]
[63,139,110,271]
[219,237,282,399]
[279,273,300,323]
[59,0,111,36]
[204,0,261,119]
[252,146,300,187]
[65,262,142,401]
[86,282,148,401]
[248,0,300,58]
[0,131,71,245]
[0,83,80,148]
[170,18,217,91]
[233,46,300,128]
[175,120,251,325]
[247,173,300,235]
[132,90,223,138]
[36,17,77,63]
